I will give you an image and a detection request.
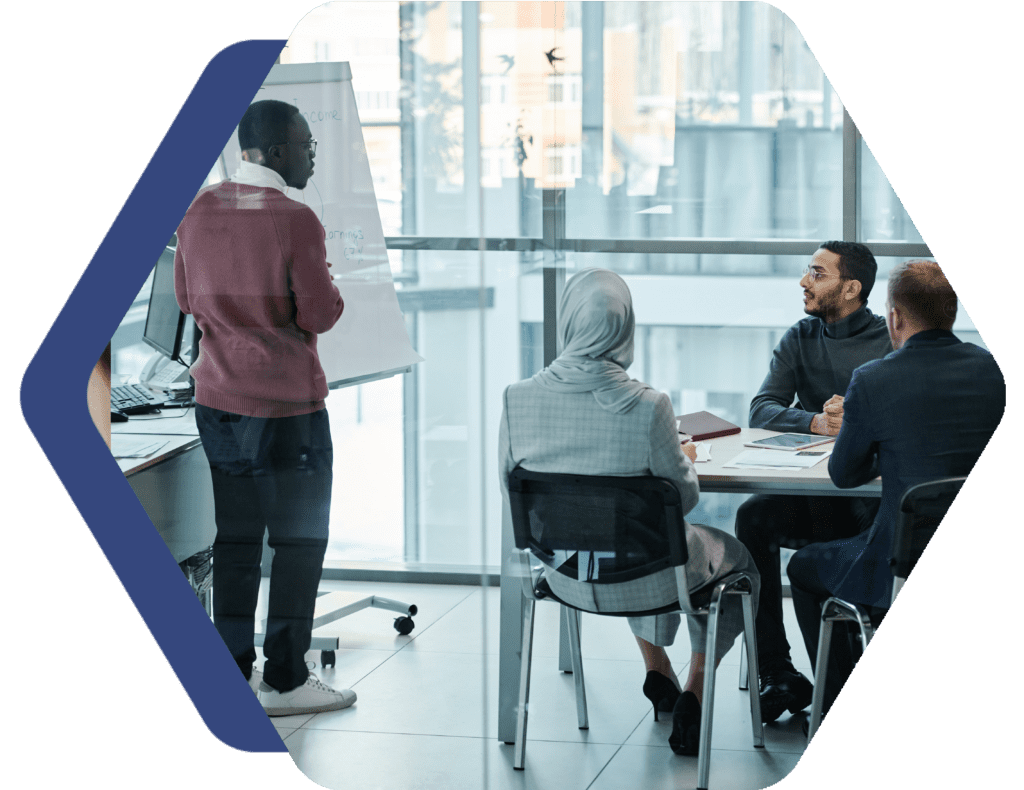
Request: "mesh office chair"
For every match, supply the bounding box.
[806,476,967,740]
[507,467,764,790]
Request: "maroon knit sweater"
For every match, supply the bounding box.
[174,182,344,418]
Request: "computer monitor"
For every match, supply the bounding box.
[143,244,186,363]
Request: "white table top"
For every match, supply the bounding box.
[694,427,881,497]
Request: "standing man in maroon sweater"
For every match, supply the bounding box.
[175,100,354,716]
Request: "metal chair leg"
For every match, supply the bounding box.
[808,599,875,743]
[738,639,748,690]
[807,615,832,742]
[696,592,721,790]
[565,608,589,729]
[857,619,875,655]
[513,598,536,770]
[740,591,764,747]
[558,605,574,672]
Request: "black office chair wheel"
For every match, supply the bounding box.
[394,616,415,635]
[321,650,336,668]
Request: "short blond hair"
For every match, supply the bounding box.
[887,260,957,331]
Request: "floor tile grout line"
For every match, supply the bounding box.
[389,584,491,656]
[280,725,807,754]
[278,726,637,744]
[583,742,628,790]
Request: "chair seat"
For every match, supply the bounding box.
[540,563,684,616]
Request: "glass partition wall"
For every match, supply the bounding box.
[114,2,976,576]
[282,0,976,573]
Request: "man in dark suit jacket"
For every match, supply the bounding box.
[787,260,1005,717]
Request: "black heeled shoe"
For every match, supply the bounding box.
[642,671,681,722]
[669,691,701,756]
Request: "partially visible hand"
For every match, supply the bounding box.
[823,394,844,434]
[823,394,844,411]
[810,412,840,436]
[681,441,698,462]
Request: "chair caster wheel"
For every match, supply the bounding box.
[321,650,336,668]
[394,616,415,635]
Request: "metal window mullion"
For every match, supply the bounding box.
[843,108,859,242]
[463,9,492,778]
[399,0,419,561]
[542,189,567,366]
[738,2,754,126]
[581,1,604,180]
[402,313,419,562]
[462,2,482,236]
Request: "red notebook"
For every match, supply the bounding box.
[676,411,742,442]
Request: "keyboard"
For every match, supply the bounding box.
[112,383,164,415]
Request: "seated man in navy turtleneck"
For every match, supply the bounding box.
[788,260,1004,719]
[736,241,893,723]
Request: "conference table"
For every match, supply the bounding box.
[495,427,882,742]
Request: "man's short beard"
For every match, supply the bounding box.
[804,288,844,322]
[804,300,839,320]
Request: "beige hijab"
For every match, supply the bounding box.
[531,268,651,414]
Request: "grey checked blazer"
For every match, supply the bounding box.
[498,379,751,628]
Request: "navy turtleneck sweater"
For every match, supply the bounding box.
[749,304,893,432]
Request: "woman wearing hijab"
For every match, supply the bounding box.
[498,268,759,755]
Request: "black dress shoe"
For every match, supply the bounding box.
[758,667,813,723]
[642,671,681,722]
[669,691,701,756]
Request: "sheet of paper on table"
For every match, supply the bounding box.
[723,447,831,471]
[112,436,170,459]
[692,442,713,463]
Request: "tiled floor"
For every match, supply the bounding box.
[255,579,812,790]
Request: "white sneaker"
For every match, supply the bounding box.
[248,667,263,694]
[257,672,357,717]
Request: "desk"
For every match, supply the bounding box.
[495,428,881,742]
[113,409,217,565]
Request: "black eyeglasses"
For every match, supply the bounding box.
[275,138,317,155]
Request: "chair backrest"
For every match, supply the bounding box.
[507,467,689,585]
[889,476,967,581]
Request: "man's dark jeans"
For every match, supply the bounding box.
[196,404,332,693]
